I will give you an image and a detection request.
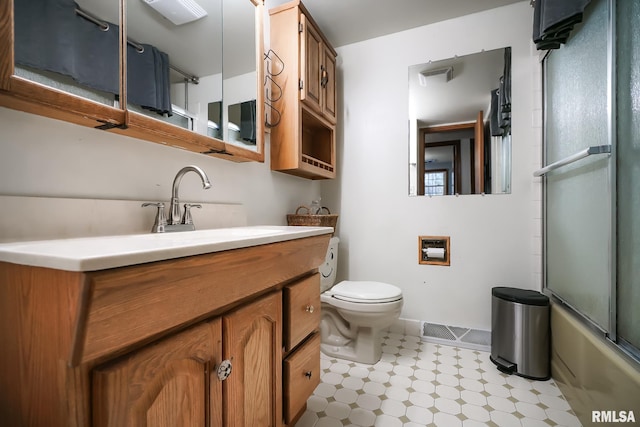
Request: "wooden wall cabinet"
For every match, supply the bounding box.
[269,0,338,179]
[0,235,329,427]
[0,0,265,163]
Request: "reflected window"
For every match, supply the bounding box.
[425,170,448,196]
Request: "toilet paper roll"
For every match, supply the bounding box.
[425,247,445,259]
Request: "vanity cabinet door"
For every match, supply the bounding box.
[92,319,223,427]
[321,44,336,124]
[301,13,323,115]
[223,291,283,427]
[300,13,336,125]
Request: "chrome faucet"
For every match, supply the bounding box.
[169,165,211,225]
[142,165,211,233]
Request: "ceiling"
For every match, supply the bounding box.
[265,0,525,48]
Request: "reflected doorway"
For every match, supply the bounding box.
[418,117,485,196]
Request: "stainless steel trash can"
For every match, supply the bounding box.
[490,287,550,380]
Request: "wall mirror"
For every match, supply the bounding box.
[9,0,263,158]
[408,47,512,196]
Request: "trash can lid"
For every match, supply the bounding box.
[492,287,549,306]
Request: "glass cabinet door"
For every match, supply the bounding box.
[13,0,123,107]
[122,0,264,160]
[2,0,126,128]
[124,0,222,136]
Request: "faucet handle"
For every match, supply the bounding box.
[142,202,167,233]
[182,203,202,225]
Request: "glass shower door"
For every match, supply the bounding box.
[544,0,612,332]
[616,0,640,352]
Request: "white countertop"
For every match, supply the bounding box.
[0,226,333,272]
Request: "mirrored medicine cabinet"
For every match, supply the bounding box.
[0,0,264,162]
[408,47,512,196]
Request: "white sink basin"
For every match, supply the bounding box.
[0,226,333,272]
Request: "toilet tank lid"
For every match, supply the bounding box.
[331,280,403,303]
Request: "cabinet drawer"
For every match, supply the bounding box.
[283,274,321,351]
[283,333,321,424]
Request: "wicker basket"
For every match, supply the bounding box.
[286,206,338,233]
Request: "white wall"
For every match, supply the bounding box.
[0,106,320,227]
[321,2,542,331]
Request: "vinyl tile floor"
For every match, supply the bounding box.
[295,333,582,427]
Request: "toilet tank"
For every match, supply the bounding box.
[319,237,339,292]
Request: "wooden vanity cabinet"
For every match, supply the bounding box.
[269,0,338,179]
[0,235,329,427]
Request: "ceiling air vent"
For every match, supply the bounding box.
[418,66,453,86]
[143,0,208,25]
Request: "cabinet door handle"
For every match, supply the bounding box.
[216,359,233,381]
[305,305,315,313]
[305,371,313,379]
[320,66,329,88]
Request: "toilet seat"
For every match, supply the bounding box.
[327,280,403,304]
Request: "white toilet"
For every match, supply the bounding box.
[319,237,403,364]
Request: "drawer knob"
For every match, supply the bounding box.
[305,371,313,379]
[305,305,315,313]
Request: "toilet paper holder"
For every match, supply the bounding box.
[418,236,450,266]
